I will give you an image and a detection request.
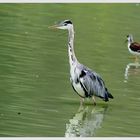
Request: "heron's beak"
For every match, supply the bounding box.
[48,24,59,29]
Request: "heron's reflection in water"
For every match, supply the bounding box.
[124,62,140,82]
[65,104,108,137]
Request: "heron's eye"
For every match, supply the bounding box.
[64,23,67,26]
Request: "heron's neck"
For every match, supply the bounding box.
[68,26,77,67]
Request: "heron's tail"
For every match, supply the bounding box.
[104,92,109,102]
[104,88,114,102]
[108,92,114,99]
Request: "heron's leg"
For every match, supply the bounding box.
[92,96,96,106]
[80,97,85,106]
[78,103,84,112]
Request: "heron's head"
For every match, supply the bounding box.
[49,20,73,30]
[126,34,134,43]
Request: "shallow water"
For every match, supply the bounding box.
[0,3,140,137]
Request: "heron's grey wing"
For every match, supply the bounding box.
[79,69,106,98]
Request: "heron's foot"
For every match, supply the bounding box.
[93,102,96,106]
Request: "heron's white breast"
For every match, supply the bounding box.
[72,82,85,98]
[70,65,85,98]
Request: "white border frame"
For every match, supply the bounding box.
[0,1,139,140]
[0,0,140,3]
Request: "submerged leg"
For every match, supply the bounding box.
[92,96,96,106]
[80,97,85,106]
[78,102,84,112]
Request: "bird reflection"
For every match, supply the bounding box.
[65,104,108,137]
[124,62,140,82]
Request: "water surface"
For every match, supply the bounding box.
[0,4,140,136]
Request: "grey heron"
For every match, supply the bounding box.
[49,20,113,105]
[126,34,140,62]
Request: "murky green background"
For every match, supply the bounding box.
[0,3,140,137]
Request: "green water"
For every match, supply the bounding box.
[0,3,140,137]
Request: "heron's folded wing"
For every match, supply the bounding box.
[79,70,105,98]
